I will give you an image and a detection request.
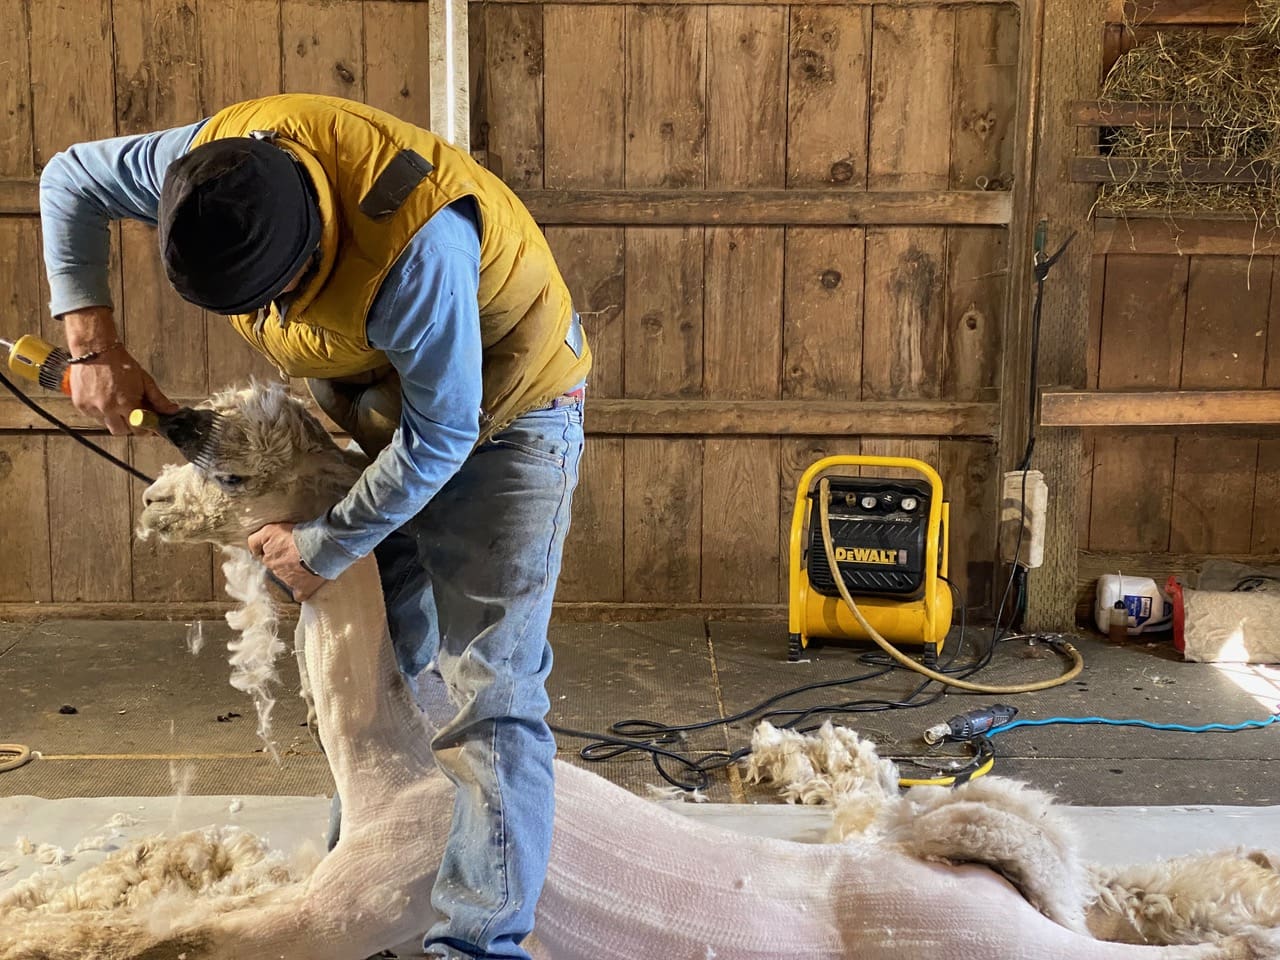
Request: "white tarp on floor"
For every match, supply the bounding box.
[4,793,1279,955]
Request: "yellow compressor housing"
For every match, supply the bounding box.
[788,455,952,662]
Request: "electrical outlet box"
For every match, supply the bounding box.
[1000,470,1047,568]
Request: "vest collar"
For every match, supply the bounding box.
[272,137,340,319]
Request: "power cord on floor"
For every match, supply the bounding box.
[550,585,1003,791]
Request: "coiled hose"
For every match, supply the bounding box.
[817,477,1083,694]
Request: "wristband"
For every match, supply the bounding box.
[67,341,123,365]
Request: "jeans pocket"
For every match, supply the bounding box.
[488,436,567,467]
[491,412,571,463]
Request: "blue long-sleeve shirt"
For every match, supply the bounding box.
[40,122,483,579]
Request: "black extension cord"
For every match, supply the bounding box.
[550,582,999,792]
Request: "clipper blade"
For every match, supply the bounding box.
[131,407,227,470]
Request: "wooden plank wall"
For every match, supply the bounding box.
[0,0,432,615]
[473,0,1022,618]
[0,0,1022,620]
[1079,0,1280,602]
[1083,226,1280,560]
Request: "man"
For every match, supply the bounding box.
[40,93,589,960]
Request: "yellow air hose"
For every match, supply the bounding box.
[817,477,1083,695]
[0,743,32,773]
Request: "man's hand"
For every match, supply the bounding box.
[248,523,328,602]
[63,306,179,435]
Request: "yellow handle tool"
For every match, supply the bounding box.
[0,334,73,394]
[128,409,162,431]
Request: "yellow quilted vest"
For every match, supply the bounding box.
[190,94,590,439]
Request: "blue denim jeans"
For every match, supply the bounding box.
[328,399,583,959]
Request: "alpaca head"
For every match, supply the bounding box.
[138,382,363,546]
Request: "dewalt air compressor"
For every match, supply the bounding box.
[788,456,952,662]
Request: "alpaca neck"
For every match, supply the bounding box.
[299,555,438,793]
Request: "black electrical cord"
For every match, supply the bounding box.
[550,582,994,791]
[991,225,1078,641]
[0,367,154,484]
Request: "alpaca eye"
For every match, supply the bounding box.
[215,474,247,491]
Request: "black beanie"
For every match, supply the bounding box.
[158,137,322,315]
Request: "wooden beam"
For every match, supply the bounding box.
[4,178,1012,226]
[1115,0,1257,25]
[519,189,1012,226]
[0,396,1001,438]
[586,400,999,437]
[551,602,786,623]
[1094,216,1280,255]
[1041,389,1280,427]
[1069,100,1210,127]
[1071,157,1277,185]
[0,395,341,433]
[476,0,1015,5]
[1015,0,1098,633]
[428,0,470,150]
[0,178,38,215]
[2,177,1013,225]
[0,601,236,621]
[0,599,794,623]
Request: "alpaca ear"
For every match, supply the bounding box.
[300,411,336,453]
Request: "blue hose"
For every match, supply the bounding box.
[992,713,1280,736]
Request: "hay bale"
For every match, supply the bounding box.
[1099,0,1280,221]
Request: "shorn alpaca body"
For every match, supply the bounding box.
[3,383,1276,960]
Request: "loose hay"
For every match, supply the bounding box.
[1099,0,1280,223]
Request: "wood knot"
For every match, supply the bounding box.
[829,160,855,183]
[794,49,833,84]
[335,62,355,85]
[963,110,998,137]
[820,269,842,289]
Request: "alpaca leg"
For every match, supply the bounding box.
[1088,850,1280,946]
[900,777,1093,933]
[177,781,453,960]
[293,619,321,750]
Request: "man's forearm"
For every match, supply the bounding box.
[61,306,120,354]
[39,122,205,318]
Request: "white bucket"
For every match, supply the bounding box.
[1094,574,1174,636]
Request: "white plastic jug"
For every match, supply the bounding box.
[1094,574,1174,636]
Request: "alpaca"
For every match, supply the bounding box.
[745,721,1280,953]
[2,381,1276,960]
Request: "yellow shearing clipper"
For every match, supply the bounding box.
[0,334,73,394]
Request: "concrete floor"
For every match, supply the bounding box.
[1,616,1278,806]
